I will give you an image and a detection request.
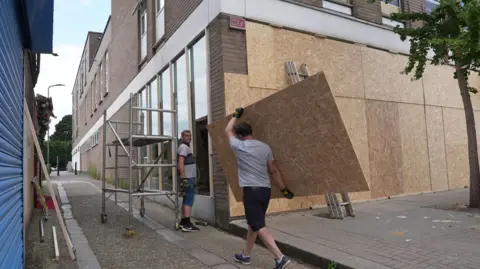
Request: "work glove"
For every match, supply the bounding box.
[281,187,295,199]
[233,107,244,119]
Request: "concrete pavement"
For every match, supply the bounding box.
[231,188,480,269]
[51,173,317,269]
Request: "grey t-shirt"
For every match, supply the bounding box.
[178,143,196,178]
[229,136,273,188]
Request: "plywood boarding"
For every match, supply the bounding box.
[224,72,278,115]
[425,106,449,191]
[334,97,371,201]
[229,96,372,216]
[397,103,431,194]
[361,48,424,104]
[208,72,369,202]
[225,77,371,216]
[366,100,404,198]
[422,64,462,109]
[245,22,365,99]
[423,64,480,111]
[469,74,480,111]
[442,108,469,189]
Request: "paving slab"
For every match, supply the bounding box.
[25,184,77,269]
[60,180,209,269]
[190,248,227,266]
[54,174,317,269]
[231,188,480,269]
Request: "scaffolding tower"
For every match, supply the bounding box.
[100,92,180,236]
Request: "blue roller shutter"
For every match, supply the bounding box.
[0,0,25,268]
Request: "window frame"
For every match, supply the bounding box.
[156,0,165,14]
[105,50,109,95]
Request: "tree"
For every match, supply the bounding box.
[368,0,480,206]
[50,114,72,141]
[44,114,73,171]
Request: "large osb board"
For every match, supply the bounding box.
[224,72,278,115]
[367,100,404,198]
[208,72,369,202]
[443,108,469,189]
[423,64,462,109]
[245,22,365,99]
[423,64,480,111]
[225,83,372,216]
[366,101,431,198]
[361,48,424,104]
[334,97,371,202]
[425,106,449,191]
[397,103,431,194]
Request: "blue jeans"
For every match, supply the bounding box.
[182,178,196,207]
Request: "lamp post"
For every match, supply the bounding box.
[64,131,69,171]
[47,83,65,174]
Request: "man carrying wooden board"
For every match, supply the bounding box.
[225,107,295,269]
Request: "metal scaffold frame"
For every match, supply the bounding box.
[100,92,180,236]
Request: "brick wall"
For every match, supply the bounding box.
[296,0,322,8]
[351,0,382,24]
[403,0,424,28]
[80,100,139,184]
[110,0,139,97]
[146,0,156,61]
[165,0,202,43]
[208,14,249,229]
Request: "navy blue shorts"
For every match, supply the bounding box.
[243,187,271,232]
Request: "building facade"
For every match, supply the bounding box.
[72,0,478,229]
[0,0,54,267]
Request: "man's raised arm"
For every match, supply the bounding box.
[225,107,244,139]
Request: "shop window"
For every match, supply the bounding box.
[149,77,160,136]
[189,36,210,196]
[174,54,189,137]
[161,68,173,191]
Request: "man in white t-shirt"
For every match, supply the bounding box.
[225,107,295,269]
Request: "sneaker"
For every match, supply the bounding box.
[181,222,200,232]
[233,253,251,265]
[274,256,291,269]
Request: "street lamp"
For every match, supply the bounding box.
[47,83,65,173]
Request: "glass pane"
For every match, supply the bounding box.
[141,88,147,135]
[150,144,160,190]
[150,78,159,136]
[162,69,172,136]
[175,54,189,138]
[192,36,208,120]
[190,36,210,196]
[161,68,173,191]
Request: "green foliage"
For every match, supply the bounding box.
[42,140,72,170]
[42,114,73,170]
[368,0,480,92]
[88,166,99,180]
[328,261,337,269]
[106,175,113,185]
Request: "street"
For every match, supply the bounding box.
[48,173,317,269]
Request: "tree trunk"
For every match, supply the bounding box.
[456,63,480,208]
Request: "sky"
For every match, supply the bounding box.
[34,0,111,137]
